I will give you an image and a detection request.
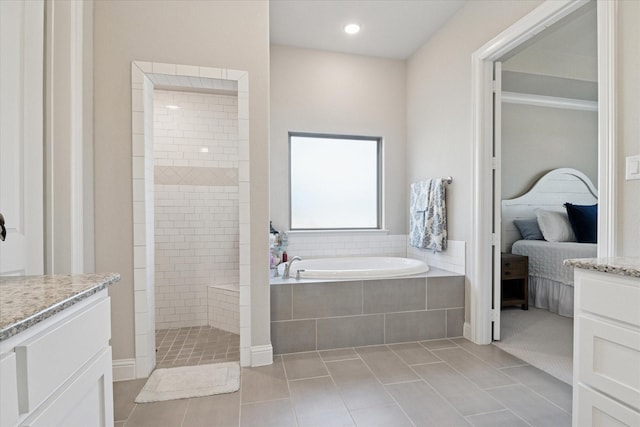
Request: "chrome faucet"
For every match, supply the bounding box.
[283,256,302,279]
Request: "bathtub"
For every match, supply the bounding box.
[277,256,429,280]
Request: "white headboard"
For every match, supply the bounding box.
[501,168,598,252]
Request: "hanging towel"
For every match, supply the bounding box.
[409,179,447,252]
[409,180,429,247]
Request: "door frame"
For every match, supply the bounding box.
[469,0,616,344]
[128,61,255,378]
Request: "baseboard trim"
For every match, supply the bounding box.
[112,358,136,382]
[251,344,273,367]
[463,322,473,342]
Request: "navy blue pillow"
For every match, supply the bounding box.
[513,218,544,240]
[564,203,597,243]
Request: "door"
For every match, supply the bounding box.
[0,0,44,275]
[492,61,503,340]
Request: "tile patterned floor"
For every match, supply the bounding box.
[114,338,572,427]
[155,326,239,369]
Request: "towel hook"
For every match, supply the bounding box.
[444,176,453,184]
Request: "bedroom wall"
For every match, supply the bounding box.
[501,104,598,199]
[93,1,270,362]
[500,6,598,200]
[270,45,407,234]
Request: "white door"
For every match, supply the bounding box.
[0,0,45,275]
[492,61,503,340]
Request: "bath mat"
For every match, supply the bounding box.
[135,362,240,403]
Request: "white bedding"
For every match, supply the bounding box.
[511,240,597,286]
[511,240,597,317]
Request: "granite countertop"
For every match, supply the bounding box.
[0,273,120,341]
[564,257,640,278]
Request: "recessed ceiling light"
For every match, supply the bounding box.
[344,23,361,35]
[200,147,209,153]
[166,104,180,110]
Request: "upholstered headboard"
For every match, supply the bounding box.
[501,168,598,252]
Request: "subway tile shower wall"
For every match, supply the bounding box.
[154,90,239,330]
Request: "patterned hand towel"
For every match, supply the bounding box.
[409,179,447,252]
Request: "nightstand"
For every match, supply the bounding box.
[501,253,529,310]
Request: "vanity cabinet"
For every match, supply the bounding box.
[0,274,119,427]
[572,267,640,427]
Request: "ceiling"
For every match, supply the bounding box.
[269,0,466,60]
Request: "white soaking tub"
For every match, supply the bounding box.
[277,256,429,280]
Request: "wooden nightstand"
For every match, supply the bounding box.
[501,253,529,310]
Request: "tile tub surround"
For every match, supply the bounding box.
[270,268,464,354]
[208,284,240,334]
[0,273,120,340]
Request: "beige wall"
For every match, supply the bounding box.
[617,0,640,257]
[407,0,542,324]
[407,0,543,243]
[269,45,407,234]
[93,1,270,361]
[407,0,640,328]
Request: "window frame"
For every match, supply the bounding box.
[288,131,383,231]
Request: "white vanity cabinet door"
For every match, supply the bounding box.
[575,384,640,427]
[14,297,111,413]
[20,348,114,427]
[1,352,20,427]
[576,316,640,410]
[573,269,640,427]
[0,290,114,427]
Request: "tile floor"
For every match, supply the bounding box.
[114,338,572,427]
[155,326,239,369]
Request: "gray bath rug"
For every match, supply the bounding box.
[135,362,240,403]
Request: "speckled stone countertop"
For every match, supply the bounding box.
[0,273,120,341]
[564,257,640,278]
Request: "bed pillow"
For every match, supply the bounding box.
[565,203,597,243]
[535,209,576,242]
[513,218,544,240]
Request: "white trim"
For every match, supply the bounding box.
[130,62,254,377]
[596,0,616,258]
[112,358,136,382]
[69,0,84,273]
[463,322,472,341]
[250,344,273,367]
[502,91,598,112]
[470,0,614,345]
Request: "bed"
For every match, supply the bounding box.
[501,168,598,317]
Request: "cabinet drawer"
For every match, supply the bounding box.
[574,384,640,427]
[576,316,640,411]
[502,262,527,279]
[577,270,640,327]
[15,296,111,413]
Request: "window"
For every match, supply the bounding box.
[289,132,381,230]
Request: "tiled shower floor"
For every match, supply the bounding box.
[155,325,239,369]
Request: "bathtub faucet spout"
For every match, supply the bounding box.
[283,256,302,279]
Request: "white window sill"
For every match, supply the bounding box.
[286,229,390,236]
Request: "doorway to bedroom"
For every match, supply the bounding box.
[492,2,598,385]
